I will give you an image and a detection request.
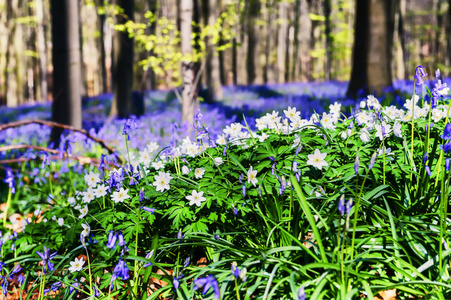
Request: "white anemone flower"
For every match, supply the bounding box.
[247,166,258,186]
[81,223,91,238]
[111,187,130,203]
[69,257,86,273]
[153,171,172,192]
[94,184,107,198]
[84,171,101,188]
[306,149,329,170]
[194,168,205,179]
[186,190,207,207]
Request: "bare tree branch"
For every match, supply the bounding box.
[0,119,123,164]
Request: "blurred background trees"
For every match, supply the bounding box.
[0,0,450,116]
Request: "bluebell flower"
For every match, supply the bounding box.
[70,279,79,294]
[423,153,428,164]
[122,117,138,140]
[193,275,220,299]
[436,68,441,79]
[442,124,451,140]
[141,206,155,214]
[293,161,298,172]
[298,286,306,300]
[36,246,57,274]
[117,232,126,247]
[183,256,190,268]
[173,276,180,290]
[139,188,145,202]
[346,198,353,216]
[2,278,8,297]
[9,264,22,279]
[51,281,62,292]
[338,195,345,216]
[415,65,428,86]
[354,154,360,175]
[426,165,431,176]
[4,169,15,194]
[18,274,24,285]
[110,258,130,290]
[446,158,450,171]
[106,231,117,249]
[369,152,377,170]
[177,229,183,239]
[233,206,238,217]
[231,262,240,278]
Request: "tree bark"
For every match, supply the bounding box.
[324,0,332,80]
[277,1,288,83]
[247,0,262,85]
[50,0,82,143]
[347,0,395,98]
[296,0,312,81]
[203,0,223,100]
[180,0,196,125]
[110,0,135,119]
[35,0,48,102]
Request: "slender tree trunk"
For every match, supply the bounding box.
[247,0,262,84]
[98,0,107,94]
[0,0,8,105]
[180,0,196,125]
[447,0,451,75]
[147,0,158,90]
[277,1,288,83]
[203,0,223,100]
[110,0,135,119]
[6,0,22,107]
[35,0,48,102]
[50,0,82,143]
[347,0,395,98]
[324,0,332,80]
[297,0,311,81]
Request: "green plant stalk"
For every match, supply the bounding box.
[125,136,131,166]
[66,154,76,194]
[290,174,327,262]
[382,140,386,186]
[47,162,53,196]
[434,100,451,189]
[133,208,141,296]
[38,273,46,300]
[349,170,369,261]
[2,188,11,228]
[288,187,293,233]
[85,247,93,295]
[234,277,241,300]
[410,83,416,185]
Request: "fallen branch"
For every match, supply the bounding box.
[0,119,123,164]
[0,145,121,168]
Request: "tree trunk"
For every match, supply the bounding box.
[297,0,312,81]
[50,0,82,143]
[180,0,196,125]
[147,0,158,90]
[35,0,48,102]
[394,0,406,80]
[346,0,395,98]
[203,0,223,100]
[0,0,8,105]
[110,0,136,119]
[277,1,288,83]
[247,0,262,85]
[98,0,107,94]
[324,0,332,80]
